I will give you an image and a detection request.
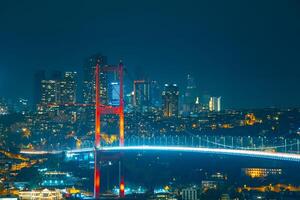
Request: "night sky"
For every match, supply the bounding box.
[0,0,300,108]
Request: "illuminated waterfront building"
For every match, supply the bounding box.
[162,84,179,117]
[18,189,63,200]
[241,168,282,178]
[41,171,77,187]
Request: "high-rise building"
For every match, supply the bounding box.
[183,74,197,115]
[133,80,150,112]
[201,94,210,111]
[83,54,108,104]
[209,96,221,112]
[40,71,78,105]
[40,80,59,104]
[109,82,120,106]
[150,80,161,107]
[162,84,179,117]
[59,72,77,104]
[34,70,46,107]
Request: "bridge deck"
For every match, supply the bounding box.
[21,145,300,162]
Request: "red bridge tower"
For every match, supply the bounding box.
[94,63,125,199]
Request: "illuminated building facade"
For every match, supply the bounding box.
[83,54,108,104]
[40,80,59,105]
[133,80,150,112]
[18,189,63,200]
[109,82,120,106]
[201,180,218,191]
[183,74,197,115]
[59,72,77,104]
[209,96,221,112]
[182,187,199,200]
[41,171,77,187]
[242,168,282,178]
[162,84,179,117]
[40,72,78,105]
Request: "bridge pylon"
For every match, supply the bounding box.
[94,63,125,199]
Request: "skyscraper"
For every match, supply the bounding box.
[40,80,59,104]
[162,84,179,117]
[201,94,211,111]
[183,74,197,114]
[39,71,78,105]
[34,70,46,107]
[209,97,221,112]
[150,80,161,107]
[83,54,108,104]
[109,82,120,106]
[133,80,150,112]
[59,72,77,104]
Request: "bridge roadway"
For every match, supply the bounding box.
[21,145,300,162]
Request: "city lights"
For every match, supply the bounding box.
[1,1,300,199]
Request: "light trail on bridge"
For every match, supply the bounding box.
[20,145,300,162]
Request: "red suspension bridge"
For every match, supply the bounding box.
[19,62,300,199]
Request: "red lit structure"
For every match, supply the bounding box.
[94,63,125,199]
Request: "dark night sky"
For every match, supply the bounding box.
[0,0,300,108]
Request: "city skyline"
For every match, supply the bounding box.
[1,1,300,199]
[1,1,300,108]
